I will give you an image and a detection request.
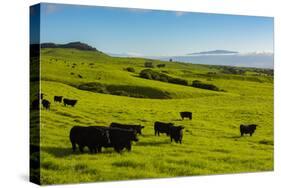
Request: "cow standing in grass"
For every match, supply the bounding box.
[154,121,174,136]
[54,96,63,103]
[110,122,145,135]
[240,124,258,136]
[42,99,50,110]
[63,98,78,107]
[169,125,184,144]
[31,99,39,110]
[180,111,192,120]
[94,126,139,153]
[70,126,110,153]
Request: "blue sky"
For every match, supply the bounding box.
[39,3,274,56]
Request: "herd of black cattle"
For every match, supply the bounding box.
[31,94,259,154]
[31,94,78,110]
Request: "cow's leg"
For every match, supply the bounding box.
[170,137,173,143]
[71,142,76,152]
[179,139,182,144]
[92,147,98,154]
[79,145,84,153]
[154,130,157,136]
[114,146,122,153]
[88,146,93,153]
[250,133,253,136]
[126,143,132,152]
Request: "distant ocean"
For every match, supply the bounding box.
[162,53,274,69]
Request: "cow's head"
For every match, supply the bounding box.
[251,124,258,130]
[131,130,139,142]
[178,126,185,130]
[136,125,145,135]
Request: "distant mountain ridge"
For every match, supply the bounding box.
[41,42,98,51]
[188,50,238,56]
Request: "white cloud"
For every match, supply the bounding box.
[238,51,274,56]
[125,52,143,57]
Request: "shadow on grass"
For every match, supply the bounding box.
[136,140,169,146]
[41,146,128,157]
[41,146,74,158]
[171,118,183,121]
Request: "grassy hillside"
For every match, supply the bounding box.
[33,47,273,185]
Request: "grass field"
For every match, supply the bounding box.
[32,47,273,185]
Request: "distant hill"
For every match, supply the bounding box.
[188,50,238,56]
[162,52,274,69]
[41,42,98,51]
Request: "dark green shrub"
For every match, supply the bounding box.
[144,62,154,68]
[191,80,219,91]
[111,90,130,96]
[125,67,135,73]
[221,67,245,75]
[157,64,166,68]
[169,78,188,85]
[139,69,188,86]
[139,69,153,79]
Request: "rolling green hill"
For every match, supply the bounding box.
[31,46,273,184]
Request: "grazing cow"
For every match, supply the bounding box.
[180,111,192,120]
[41,99,50,110]
[31,99,39,110]
[63,98,78,107]
[54,96,63,103]
[157,64,166,68]
[170,125,184,144]
[70,126,110,153]
[93,126,139,153]
[110,122,145,135]
[240,124,258,136]
[154,121,174,136]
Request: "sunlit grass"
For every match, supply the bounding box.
[35,48,273,185]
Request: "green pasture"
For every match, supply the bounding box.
[32,48,273,184]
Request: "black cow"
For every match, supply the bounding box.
[170,125,184,144]
[180,111,192,120]
[63,98,78,107]
[240,124,258,136]
[54,96,63,103]
[70,126,110,153]
[93,126,139,153]
[31,99,39,110]
[110,122,145,135]
[154,121,174,136]
[41,99,50,110]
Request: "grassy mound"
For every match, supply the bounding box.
[78,82,171,99]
